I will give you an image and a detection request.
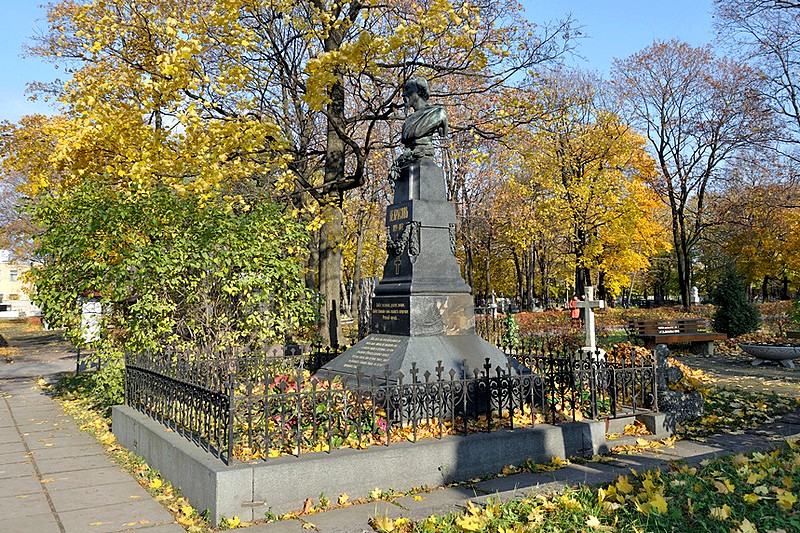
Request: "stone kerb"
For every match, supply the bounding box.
[112,405,608,525]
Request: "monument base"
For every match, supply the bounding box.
[320,333,512,383]
[371,293,475,337]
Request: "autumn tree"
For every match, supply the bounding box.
[514,70,670,301]
[612,40,776,308]
[715,0,800,146]
[701,151,800,299]
[21,0,574,345]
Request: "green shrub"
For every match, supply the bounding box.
[711,265,760,337]
[500,313,520,348]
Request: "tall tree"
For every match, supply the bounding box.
[715,0,800,146]
[516,70,670,300]
[22,0,574,345]
[612,40,776,307]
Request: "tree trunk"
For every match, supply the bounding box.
[319,202,343,347]
[673,215,691,308]
[512,250,523,307]
[349,226,365,317]
[574,266,590,297]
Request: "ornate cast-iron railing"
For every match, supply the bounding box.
[124,345,656,465]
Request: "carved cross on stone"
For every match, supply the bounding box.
[393,257,402,275]
[577,285,605,357]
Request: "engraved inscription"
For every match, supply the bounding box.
[342,336,402,370]
[373,300,410,322]
[388,206,409,222]
[386,203,412,238]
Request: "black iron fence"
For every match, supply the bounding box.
[124,344,657,465]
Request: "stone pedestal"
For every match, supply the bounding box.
[322,159,510,381]
[655,344,704,423]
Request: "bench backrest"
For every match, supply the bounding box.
[627,318,709,335]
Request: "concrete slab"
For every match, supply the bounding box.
[42,466,136,492]
[133,525,187,533]
[603,453,670,473]
[48,480,154,513]
[36,454,119,475]
[0,447,31,464]
[0,426,21,444]
[656,441,726,461]
[24,433,100,450]
[0,471,41,497]
[58,499,177,533]
[471,471,556,499]
[0,491,53,518]
[251,500,405,533]
[0,459,36,479]
[30,441,107,461]
[389,486,475,522]
[0,439,26,455]
[3,512,61,533]
[19,426,85,439]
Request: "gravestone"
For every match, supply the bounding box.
[322,77,511,381]
[577,286,605,359]
[655,344,704,422]
[80,298,102,345]
[690,286,700,305]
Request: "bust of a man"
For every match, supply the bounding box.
[400,76,448,160]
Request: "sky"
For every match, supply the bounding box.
[0,1,716,124]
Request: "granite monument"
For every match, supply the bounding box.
[322,76,511,381]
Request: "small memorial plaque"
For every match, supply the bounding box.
[371,297,411,335]
[386,202,412,239]
[342,335,403,371]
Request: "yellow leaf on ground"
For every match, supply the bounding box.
[149,478,162,490]
[710,504,731,521]
[585,515,602,529]
[616,476,633,494]
[777,490,797,510]
[736,518,759,533]
[743,493,760,504]
[650,493,668,514]
[713,480,733,494]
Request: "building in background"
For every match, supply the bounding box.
[0,250,40,318]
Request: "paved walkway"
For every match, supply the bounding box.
[1,323,799,533]
[0,377,183,533]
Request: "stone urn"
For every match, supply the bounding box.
[739,343,800,369]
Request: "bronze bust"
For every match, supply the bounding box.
[401,76,448,159]
[390,76,448,183]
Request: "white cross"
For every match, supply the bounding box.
[577,286,604,354]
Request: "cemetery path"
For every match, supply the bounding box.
[0,321,79,379]
[675,352,800,399]
[0,378,184,532]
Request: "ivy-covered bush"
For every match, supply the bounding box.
[711,265,761,337]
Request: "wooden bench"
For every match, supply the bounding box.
[627,318,726,355]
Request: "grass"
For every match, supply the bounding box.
[391,445,800,532]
